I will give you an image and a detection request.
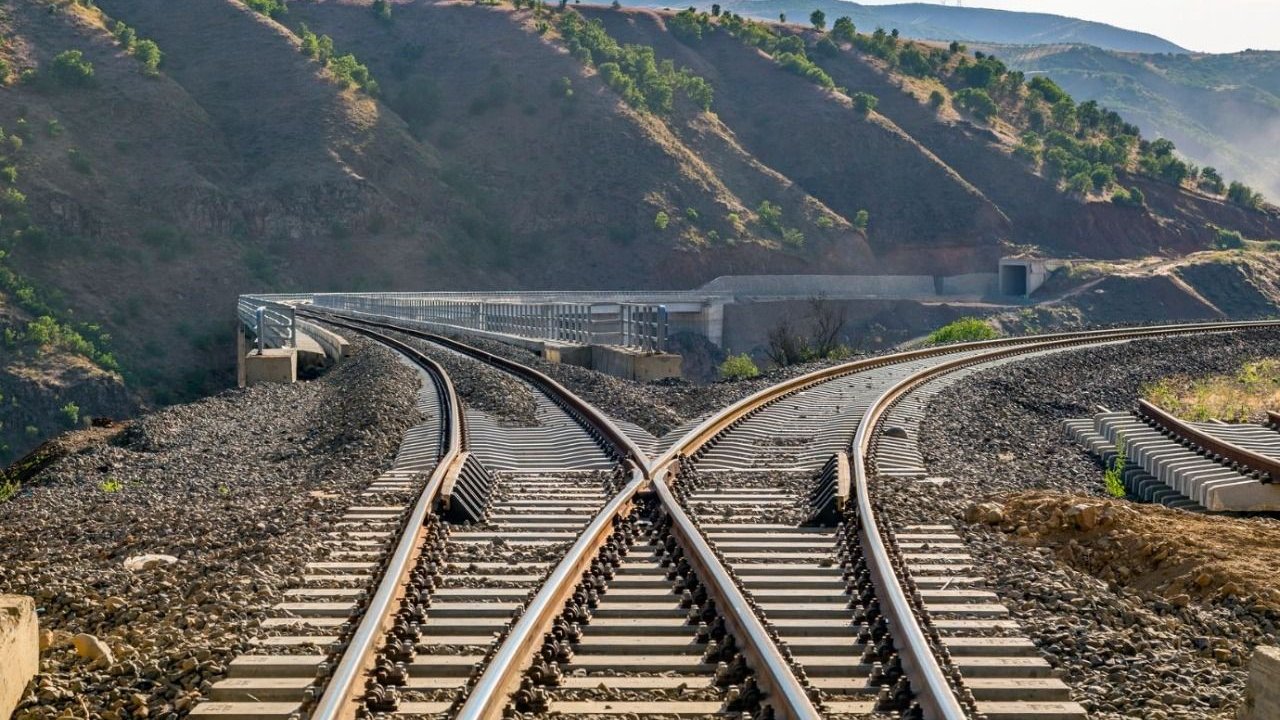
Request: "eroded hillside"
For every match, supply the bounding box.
[0,0,1276,462]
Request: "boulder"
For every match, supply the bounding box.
[123,554,178,571]
[72,633,114,667]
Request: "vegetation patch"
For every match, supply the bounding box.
[557,10,712,113]
[299,24,378,95]
[1143,358,1280,422]
[718,353,759,380]
[926,316,998,344]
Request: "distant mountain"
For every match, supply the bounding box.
[976,45,1280,201]
[676,1,1188,54]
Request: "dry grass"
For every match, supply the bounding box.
[1143,358,1280,422]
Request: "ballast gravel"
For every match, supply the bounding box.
[444,332,869,436]
[889,326,1280,719]
[380,329,541,427]
[0,338,419,720]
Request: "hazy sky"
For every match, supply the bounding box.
[858,0,1280,53]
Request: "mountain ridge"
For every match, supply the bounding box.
[640,1,1189,54]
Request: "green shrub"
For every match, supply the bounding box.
[654,211,669,230]
[953,87,996,121]
[780,227,804,247]
[1103,436,1126,498]
[372,0,392,21]
[928,89,945,108]
[719,353,760,380]
[550,76,573,99]
[558,12,712,113]
[99,477,123,493]
[244,0,287,18]
[815,215,834,229]
[775,51,834,90]
[851,91,877,116]
[853,209,869,231]
[1111,185,1145,208]
[1214,226,1246,249]
[45,119,63,138]
[926,317,998,344]
[756,200,781,231]
[111,21,137,50]
[50,50,94,87]
[685,207,699,222]
[133,39,162,75]
[0,187,25,213]
[0,58,12,85]
[67,148,92,174]
[59,402,80,427]
[1227,181,1264,210]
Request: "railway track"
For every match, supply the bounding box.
[196,313,1279,720]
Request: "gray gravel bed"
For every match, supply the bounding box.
[381,329,541,427]
[443,333,872,437]
[887,327,1280,719]
[0,338,420,720]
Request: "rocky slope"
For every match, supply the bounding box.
[0,0,1277,452]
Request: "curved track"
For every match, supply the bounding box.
[197,314,1280,720]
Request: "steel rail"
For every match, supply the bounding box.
[455,467,647,720]
[319,311,820,719]
[651,319,1280,473]
[650,471,822,720]
[652,319,1280,720]
[843,320,1280,719]
[308,322,466,720]
[301,309,650,467]
[1138,400,1280,481]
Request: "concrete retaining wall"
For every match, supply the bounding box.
[296,319,350,362]
[590,346,682,382]
[1240,646,1280,720]
[1,595,38,720]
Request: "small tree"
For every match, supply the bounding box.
[831,16,855,43]
[765,317,807,366]
[928,89,945,108]
[808,294,846,358]
[954,87,996,122]
[853,209,869,231]
[851,91,877,116]
[711,3,720,15]
[809,9,825,30]
[1227,181,1264,210]
[133,39,163,75]
[779,12,786,23]
[1198,166,1225,194]
[50,50,94,87]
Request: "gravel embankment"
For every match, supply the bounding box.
[0,338,419,720]
[887,326,1280,719]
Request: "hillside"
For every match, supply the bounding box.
[0,0,1275,463]
[972,44,1280,202]
[645,1,1188,54]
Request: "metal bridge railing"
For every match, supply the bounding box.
[310,294,669,353]
[237,297,296,352]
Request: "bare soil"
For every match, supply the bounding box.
[991,491,1280,611]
